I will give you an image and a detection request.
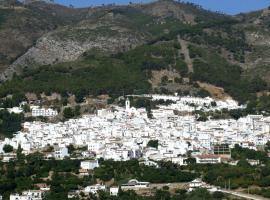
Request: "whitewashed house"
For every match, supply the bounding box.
[109,187,119,196]
[10,190,45,200]
[121,179,150,190]
[84,184,106,194]
[31,107,58,117]
[80,160,99,170]
[195,154,221,164]
[54,147,69,159]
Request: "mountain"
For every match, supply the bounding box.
[0,0,270,104]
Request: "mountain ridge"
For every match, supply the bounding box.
[0,0,269,105]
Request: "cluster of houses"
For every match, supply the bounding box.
[5,102,58,117]
[68,179,150,199]
[31,106,58,117]
[1,95,269,199]
[0,95,269,165]
[9,188,49,200]
[6,176,219,200]
[130,94,245,112]
[4,177,219,200]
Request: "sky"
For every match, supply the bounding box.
[54,0,270,15]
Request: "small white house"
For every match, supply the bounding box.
[109,187,119,196]
[121,179,150,190]
[170,156,187,166]
[80,160,99,170]
[22,190,44,200]
[67,191,79,199]
[31,107,58,117]
[195,154,221,164]
[247,159,260,166]
[189,179,203,188]
[10,194,29,200]
[54,147,69,159]
[2,153,16,163]
[84,184,106,194]
[10,190,45,200]
[8,107,23,114]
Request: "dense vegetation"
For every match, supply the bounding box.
[94,159,197,183]
[0,145,270,199]
[63,106,80,119]
[0,55,150,98]
[189,45,267,103]
[186,145,270,190]
[0,154,197,199]
[0,109,24,138]
[246,95,270,115]
[0,8,11,28]
[0,152,82,199]
[147,140,159,149]
[249,188,270,198]
[0,40,187,100]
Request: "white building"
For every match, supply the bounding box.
[121,179,150,190]
[54,147,69,159]
[109,187,119,196]
[3,94,270,168]
[84,184,106,194]
[31,107,58,117]
[10,194,30,200]
[195,155,221,164]
[8,107,23,114]
[189,179,204,188]
[80,160,99,170]
[10,190,45,200]
[125,98,130,111]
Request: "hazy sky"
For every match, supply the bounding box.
[54,0,270,15]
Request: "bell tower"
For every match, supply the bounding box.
[125,98,130,111]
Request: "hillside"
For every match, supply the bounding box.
[0,0,86,77]
[0,0,270,105]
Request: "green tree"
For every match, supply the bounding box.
[147,140,159,148]
[3,144,13,153]
[74,105,81,116]
[16,144,24,161]
[63,107,74,119]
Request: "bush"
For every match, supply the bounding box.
[3,144,13,153]
[63,107,74,119]
[147,140,159,148]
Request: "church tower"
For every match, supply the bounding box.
[125,98,130,111]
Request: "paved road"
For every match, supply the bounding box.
[220,189,269,200]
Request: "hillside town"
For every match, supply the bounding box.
[1,95,270,199]
[0,95,267,163]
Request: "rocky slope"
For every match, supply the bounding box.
[0,0,85,76]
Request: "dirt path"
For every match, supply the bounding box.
[178,35,193,73]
